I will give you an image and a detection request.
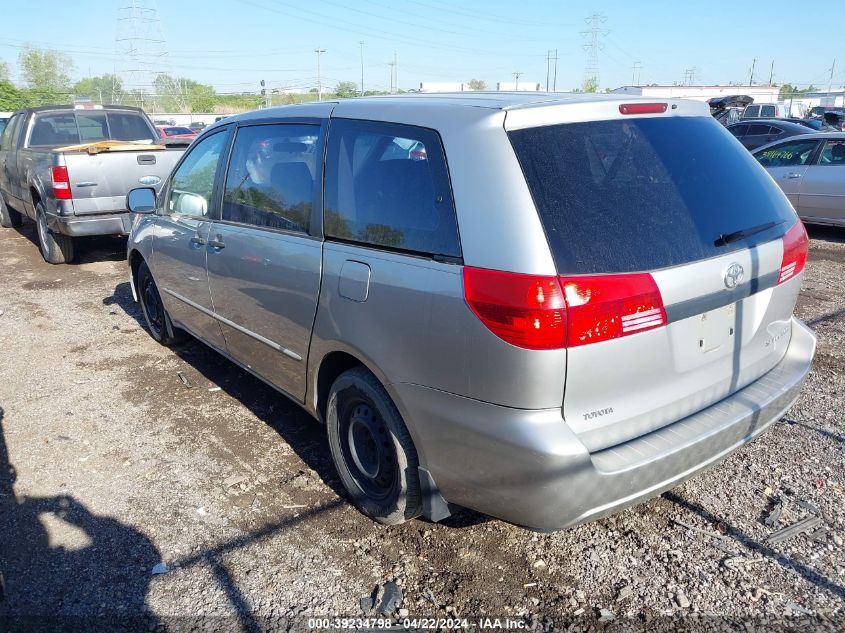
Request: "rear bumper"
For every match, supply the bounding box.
[390,317,816,530]
[51,212,133,237]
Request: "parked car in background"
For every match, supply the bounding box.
[708,95,752,126]
[124,94,815,530]
[754,132,845,227]
[821,111,845,132]
[0,105,188,263]
[742,103,790,119]
[158,126,198,139]
[728,119,818,150]
[188,121,206,132]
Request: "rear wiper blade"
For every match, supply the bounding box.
[714,220,784,247]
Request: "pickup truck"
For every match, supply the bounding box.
[0,105,187,263]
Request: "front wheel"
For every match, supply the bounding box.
[0,193,23,229]
[327,367,422,525]
[35,202,74,264]
[137,261,182,346]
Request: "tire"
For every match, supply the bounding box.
[137,261,182,346]
[0,193,23,229]
[327,367,422,525]
[35,202,74,264]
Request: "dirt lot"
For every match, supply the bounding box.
[0,221,843,631]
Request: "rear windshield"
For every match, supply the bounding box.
[28,111,157,147]
[508,116,797,274]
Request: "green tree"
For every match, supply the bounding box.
[779,83,816,99]
[334,80,358,98]
[18,45,73,103]
[467,78,487,91]
[0,80,29,110]
[73,74,123,104]
[582,77,598,93]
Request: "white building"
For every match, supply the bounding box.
[496,81,542,92]
[613,84,780,104]
[419,82,473,93]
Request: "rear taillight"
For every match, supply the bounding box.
[619,102,668,115]
[778,221,809,284]
[463,268,666,349]
[561,273,666,347]
[463,268,566,350]
[51,166,72,200]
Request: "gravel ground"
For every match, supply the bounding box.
[0,222,843,632]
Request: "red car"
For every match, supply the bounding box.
[157,126,198,140]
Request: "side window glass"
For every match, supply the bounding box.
[107,112,156,142]
[761,105,776,117]
[769,126,783,136]
[729,124,748,137]
[747,124,770,136]
[324,119,461,258]
[167,131,227,217]
[0,115,18,149]
[818,140,845,166]
[222,123,319,233]
[755,140,818,167]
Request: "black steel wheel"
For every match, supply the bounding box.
[327,367,422,525]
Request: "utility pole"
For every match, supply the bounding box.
[315,48,325,101]
[388,52,397,94]
[513,71,522,91]
[828,58,837,96]
[553,49,559,91]
[631,61,642,86]
[393,51,398,93]
[546,50,551,91]
[359,41,364,96]
[768,60,775,85]
[749,58,757,85]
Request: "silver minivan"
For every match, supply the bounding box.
[126,94,816,530]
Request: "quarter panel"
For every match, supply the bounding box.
[310,243,567,410]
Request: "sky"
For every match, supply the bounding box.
[1,0,842,95]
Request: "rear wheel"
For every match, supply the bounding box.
[35,202,74,264]
[137,261,182,346]
[0,193,23,229]
[327,367,422,525]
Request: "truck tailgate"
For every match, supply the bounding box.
[62,147,184,216]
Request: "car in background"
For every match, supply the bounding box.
[188,121,206,133]
[708,95,752,126]
[820,111,845,132]
[728,119,818,151]
[158,126,198,140]
[753,133,845,227]
[124,94,815,530]
[742,103,790,119]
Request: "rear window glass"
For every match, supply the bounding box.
[28,111,155,147]
[508,116,796,274]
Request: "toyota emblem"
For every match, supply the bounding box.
[724,263,745,289]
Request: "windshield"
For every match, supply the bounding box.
[508,116,797,274]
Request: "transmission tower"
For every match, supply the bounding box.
[581,13,608,90]
[115,0,184,111]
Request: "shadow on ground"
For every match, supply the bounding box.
[10,220,127,265]
[0,406,161,629]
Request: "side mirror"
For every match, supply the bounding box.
[127,187,157,214]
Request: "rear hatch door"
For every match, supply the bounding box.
[507,109,806,452]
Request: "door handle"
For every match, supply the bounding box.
[190,236,206,246]
[785,173,802,179]
[207,235,225,249]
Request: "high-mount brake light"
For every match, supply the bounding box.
[777,221,809,284]
[50,166,72,200]
[619,103,668,115]
[463,268,667,349]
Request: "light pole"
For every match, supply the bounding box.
[513,71,522,91]
[360,41,364,96]
[315,48,326,101]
